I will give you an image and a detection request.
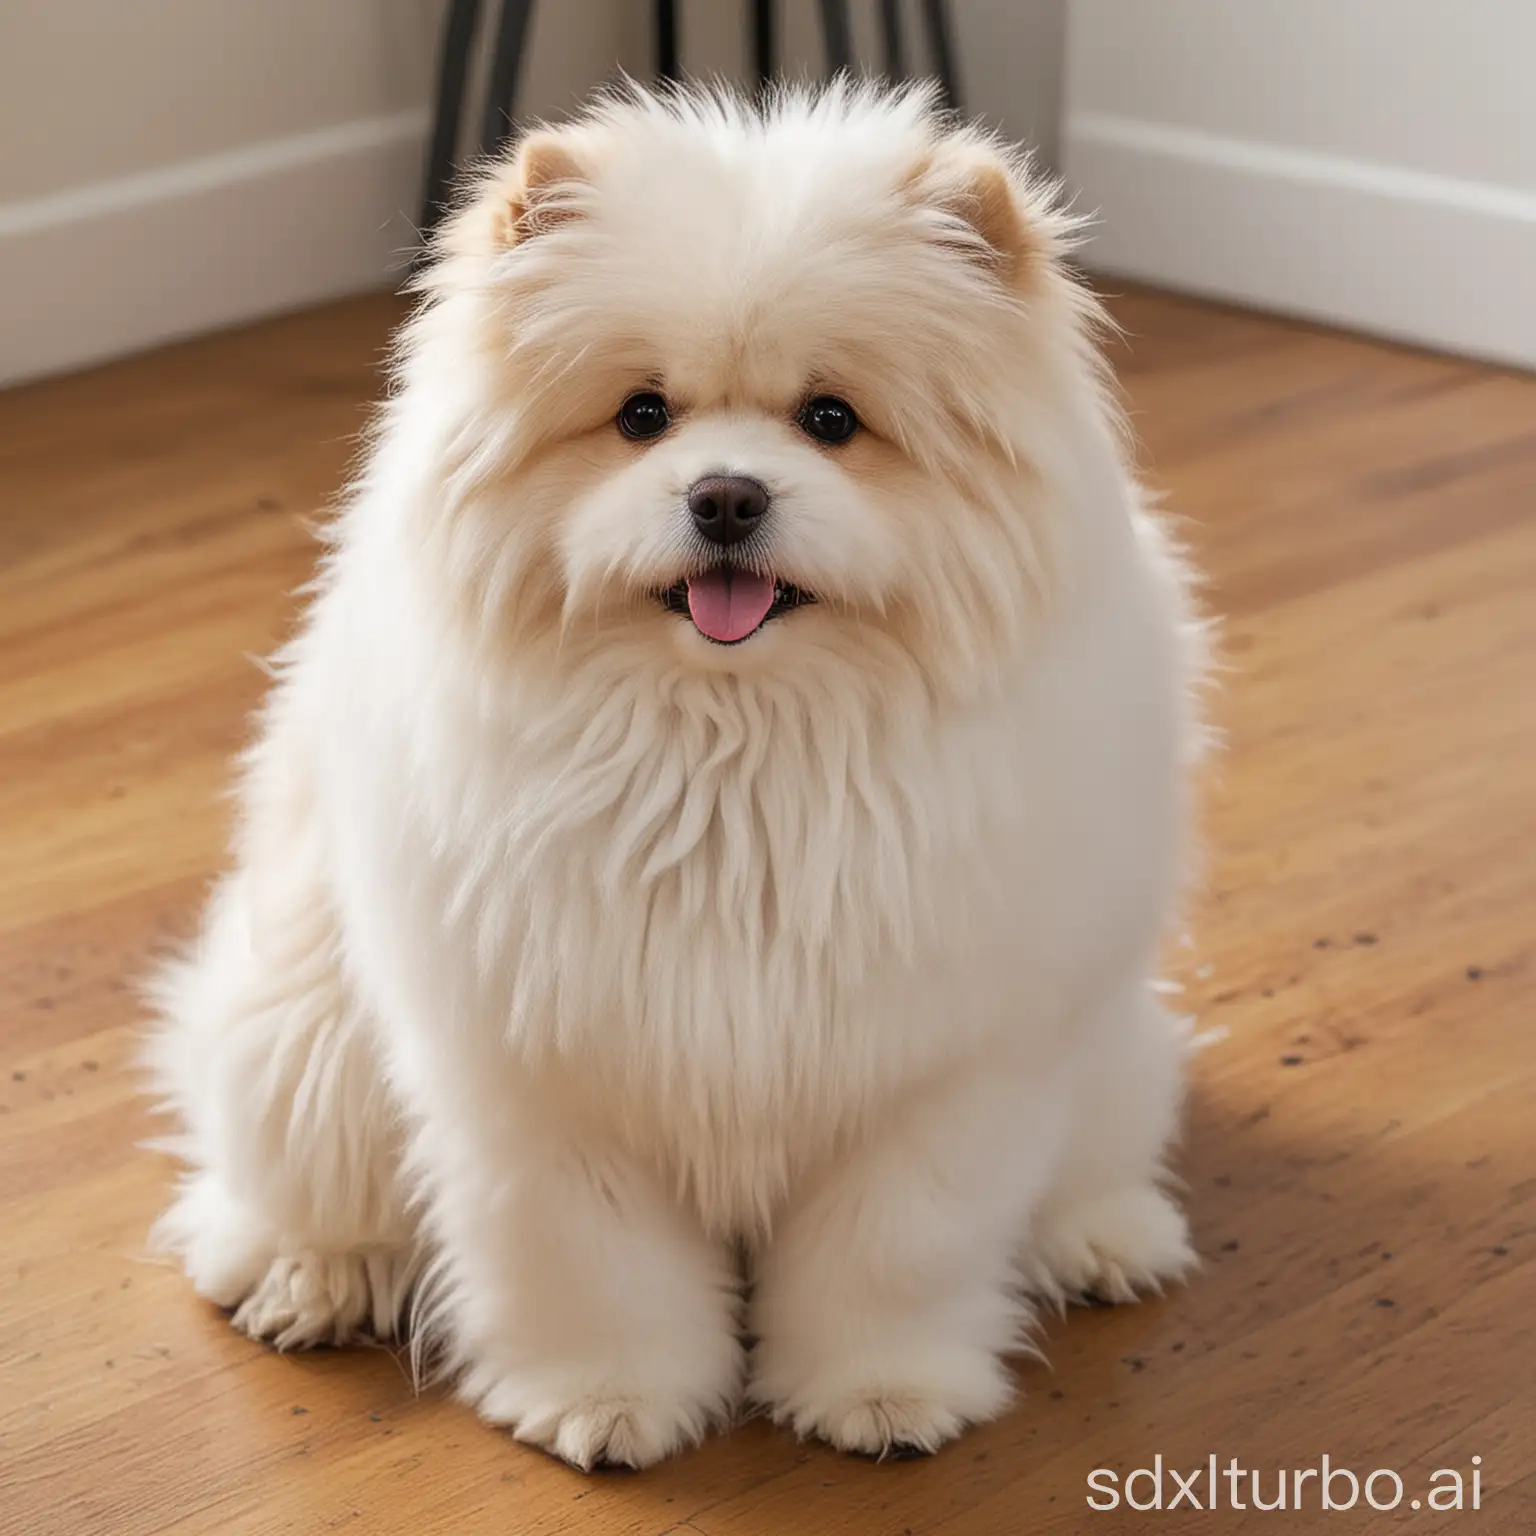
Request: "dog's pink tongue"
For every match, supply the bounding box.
[686,568,775,643]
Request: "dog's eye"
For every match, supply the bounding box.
[799,396,859,446]
[617,391,671,441]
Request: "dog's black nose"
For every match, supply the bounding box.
[688,475,769,546]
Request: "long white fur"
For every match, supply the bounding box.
[146,81,1206,1469]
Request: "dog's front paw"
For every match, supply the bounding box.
[1026,1183,1196,1307]
[751,1343,1014,1459]
[465,1356,741,1470]
[472,1378,718,1470]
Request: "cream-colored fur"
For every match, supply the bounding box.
[146,82,1205,1469]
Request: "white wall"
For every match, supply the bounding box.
[1062,0,1536,369]
[0,0,1063,387]
[0,0,640,386]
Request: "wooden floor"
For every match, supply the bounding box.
[2,289,1533,1534]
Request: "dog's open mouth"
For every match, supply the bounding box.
[658,568,814,644]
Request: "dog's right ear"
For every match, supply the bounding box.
[493,132,587,247]
[442,130,589,259]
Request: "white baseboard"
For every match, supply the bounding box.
[0,110,429,387]
[1064,113,1536,371]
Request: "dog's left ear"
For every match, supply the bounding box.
[909,141,1042,287]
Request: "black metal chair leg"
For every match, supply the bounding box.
[918,0,961,111]
[817,0,853,77]
[655,0,680,81]
[751,0,775,89]
[420,0,482,240]
[878,0,906,79]
[481,0,537,157]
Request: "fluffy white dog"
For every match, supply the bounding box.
[148,82,1205,1470]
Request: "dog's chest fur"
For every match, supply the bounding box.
[409,667,1026,1227]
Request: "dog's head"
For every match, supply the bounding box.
[400,83,1112,694]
